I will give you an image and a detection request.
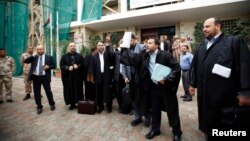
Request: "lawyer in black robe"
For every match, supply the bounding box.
[83,48,97,101]
[60,43,84,110]
[90,41,116,113]
[120,38,182,140]
[189,18,250,134]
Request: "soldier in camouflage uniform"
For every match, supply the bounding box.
[0,48,16,103]
[21,46,33,101]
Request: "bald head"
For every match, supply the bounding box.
[68,42,76,53]
[36,45,44,55]
[203,17,222,40]
[27,46,33,54]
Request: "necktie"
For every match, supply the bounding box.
[38,56,43,75]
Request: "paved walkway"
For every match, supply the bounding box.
[0,77,204,141]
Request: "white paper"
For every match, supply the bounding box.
[151,63,172,81]
[120,32,132,48]
[212,63,231,78]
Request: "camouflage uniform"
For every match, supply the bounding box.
[0,56,15,101]
[21,52,32,94]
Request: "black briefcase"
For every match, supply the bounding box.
[78,100,96,115]
[122,84,132,106]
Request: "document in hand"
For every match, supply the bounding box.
[151,63,172,81]
[120,32,132,48]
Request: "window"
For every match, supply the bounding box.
[221,19,237,34]
[69,32,75,42]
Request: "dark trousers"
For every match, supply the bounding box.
[32,75,55,109]
[115,74,125,110]
[182,70,191,97]
[151,83,182,136]
[96,74,112,110]
[131,73,151,120]
[85,81,95,101]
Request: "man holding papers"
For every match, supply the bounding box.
[121,34,151,127]
[120,37,182,141]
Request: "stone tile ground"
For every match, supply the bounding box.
[0,77,204,141]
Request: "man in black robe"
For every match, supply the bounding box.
[91,41,116,113]
[189,17,250,140]
[83,47,97,101]
[120,38,182,141]
[60,42,84,110]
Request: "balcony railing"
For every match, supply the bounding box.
[102,0,186,16]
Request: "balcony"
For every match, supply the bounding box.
[71,0,250,31]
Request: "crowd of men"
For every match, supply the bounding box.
[1,17,250,141]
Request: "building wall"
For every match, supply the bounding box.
[175,22,180,37]
[179,21,196,42]
[178,14,250,43]
[71,14,250,49]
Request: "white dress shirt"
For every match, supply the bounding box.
[206,33,221,50]
[35,54,45,75]
[99,53,104,73]
[148,49,158,84]
[160,42,164,50]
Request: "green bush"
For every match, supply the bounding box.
[90,35,101,47]
[192,22,203,52]
[80,45,90,57]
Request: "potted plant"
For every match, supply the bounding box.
[54,68,61,78]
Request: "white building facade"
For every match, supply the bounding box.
[70,0,250,49]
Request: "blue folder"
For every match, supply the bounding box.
[151,63,172,81]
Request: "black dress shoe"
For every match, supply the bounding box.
[183,97,192,102]
[23,94,31,101]
[173,135,181,141]
[0,101,3,104]
[97,107,103,114]
[180,95,187,98]
[145,130,161,139]
[37,108,43,114]
[130,119,142,126]
[69,105,76,110]
[107,108,112,113]
[118,108,123,113]
[6,99,13,103]
[51,105,56,111]
[106,105,112,113]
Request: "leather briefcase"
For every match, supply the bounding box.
[78,100,96,115]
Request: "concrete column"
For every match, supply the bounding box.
[120,0,127,13]
[77,0,84,21]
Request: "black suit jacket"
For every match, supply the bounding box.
[24,54,55,82]
[161,41,170,51]
[90,47,116,102]
[121,49,181,125]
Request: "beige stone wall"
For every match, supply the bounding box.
[70,14,250,50]
[179,21,196,43]
[70,25,96,52]
[175,22,180,37]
